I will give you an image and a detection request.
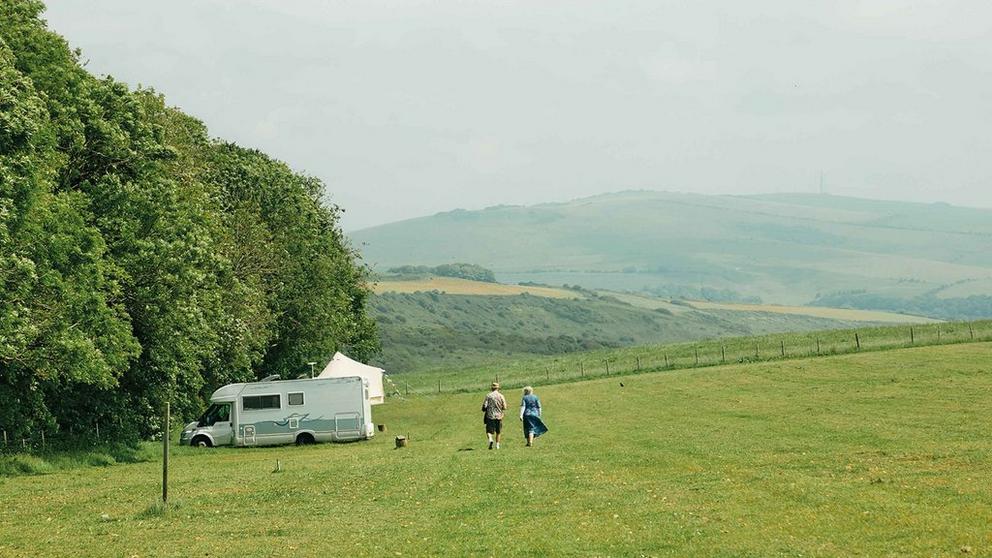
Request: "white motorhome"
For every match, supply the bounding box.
[180,376,374,447]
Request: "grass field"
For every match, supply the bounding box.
[2,342,991,556]
[374,277,578,298]
[685,300,940,324]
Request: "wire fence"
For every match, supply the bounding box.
[389,319,992,397]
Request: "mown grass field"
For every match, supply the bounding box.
[374,277,578,298]
[2,342,991,556]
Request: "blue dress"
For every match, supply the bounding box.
[521,394,549,438]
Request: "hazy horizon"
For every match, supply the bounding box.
[44,0,992,230]
[346,188,992,232]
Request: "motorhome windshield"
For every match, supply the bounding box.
[198,403,231,427]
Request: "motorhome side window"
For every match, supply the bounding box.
[288,392,304,406]
[242,394,281,411]
[198,403,231,427]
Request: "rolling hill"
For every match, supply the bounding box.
[368,278,936,373]
[351,191,992,312]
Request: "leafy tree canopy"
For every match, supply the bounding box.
[0,0,378,444]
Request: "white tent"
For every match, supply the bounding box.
[317,352,385,405]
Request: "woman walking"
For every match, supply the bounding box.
[519,386,548,447]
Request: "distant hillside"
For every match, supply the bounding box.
[352,191,992,315]
[367,280,934,372]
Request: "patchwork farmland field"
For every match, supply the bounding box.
[684,299,940,324]
[2,342,991,557]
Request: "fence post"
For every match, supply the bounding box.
[721,346,726,363]
[546,368,550,381]
[969,324,975,340]
[855,332,861,350]
[163,402,170,503]
[816,338,821,355]
[580,361,584,377]
[910,327,915,345]
[937,327,941,343]
[664,354,669,367]
[694,348,699,365]
[636,357,641,371]
[604,360,610,375]
[780,340,785,357]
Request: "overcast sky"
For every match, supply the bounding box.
[44,0,992,230]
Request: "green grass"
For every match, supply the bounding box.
[0,444,160,478]
[1,342,991,556]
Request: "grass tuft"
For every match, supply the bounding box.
[136,500,181,520]
[0,454,54,476]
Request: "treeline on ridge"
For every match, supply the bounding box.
[385,262,496,283]
[0,1,378,445]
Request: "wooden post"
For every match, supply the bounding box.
[937,327,941,343]
[694,348,699,365]
[721,346,726,363]
[664,354,669,367]
[546,368,550,381]
[816,338,821,355]
[162,402,170,504]
[855,332,861,350]
[636,357,641,371]
[580,361,584,377]
[969,324,975,340]
[780,340,785,357]
[754,344,759,359]
[604,360,610,375]
[910,327,915,345]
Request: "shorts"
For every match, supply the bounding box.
[485,418,502,434]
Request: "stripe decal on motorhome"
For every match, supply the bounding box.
[242,417,361,436]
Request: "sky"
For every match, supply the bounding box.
[43,0,992,230]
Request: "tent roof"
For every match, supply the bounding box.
[317,352,385,404]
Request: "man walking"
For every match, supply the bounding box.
[482,382,507,450]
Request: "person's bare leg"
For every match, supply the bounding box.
[527,433,534,446]
[495,432,502,449]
